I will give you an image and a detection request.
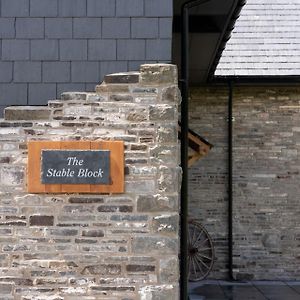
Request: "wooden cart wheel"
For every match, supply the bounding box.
[188,219,214,281]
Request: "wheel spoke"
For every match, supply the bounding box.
[195,253,210,270]
[194,238,209,248]
[196,253,213,260]
[192,228,204,247]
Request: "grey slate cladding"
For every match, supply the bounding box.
[0,0,173,110]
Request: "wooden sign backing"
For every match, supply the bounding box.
[27,141,124,194]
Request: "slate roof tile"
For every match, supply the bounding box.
[215,0,300,76]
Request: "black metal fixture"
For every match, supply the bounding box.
[180,1,210,299]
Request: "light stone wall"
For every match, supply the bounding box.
[189,86,300,280]
[0,64,181,299]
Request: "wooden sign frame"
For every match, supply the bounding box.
[27,141,124,194]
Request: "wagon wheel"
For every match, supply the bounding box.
[188,219,214,281]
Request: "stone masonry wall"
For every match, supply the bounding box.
[0,0,173,116]
[0,64,181,299]
[189,86,300,280]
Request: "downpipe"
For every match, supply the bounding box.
[180,1,210,299]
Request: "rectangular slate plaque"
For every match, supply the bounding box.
[41,150,110,184]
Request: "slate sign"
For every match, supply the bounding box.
[41,150,110,184]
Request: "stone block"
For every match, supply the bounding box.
[100,61,128,82]
[160,257,179,283]
[28,83,57,105]
[149,104,175,121]
[0,84,28,105]
[117,40,146,60]
[158,166,181,193]
[2,40,30,61]
[116,0,143,16]
[61,92,87,101]
[88,40,117,60]
[150,145,179,164]
[31,40,59,60]
[104,72,139,84]
[145,0,173,17]
[14,62,41,83]
[71,62,100,83]
[139,285,178,300]
[126,180,156,193]
[58,0,86,17]
[60,40,87,61]
[30,0,58,16]
[87,0,115,16]
[162,85,181,103]
[82,230,104,237]
[102,18,130,38]
[1,0,29,17]
[0,18,15,38]
[30,216,54,226]
[132,236,178,254]
[43,62,70,83]
[82,264,121,275]
[152,214,179,235]
[157,125,177,143]
[0,166,24,186]
[131,18,159,38]
[140,64,178,85]
[73,18,102,38]
[0,62,13,82]
[4,106,51,120]
[45,18,72,38]
[16,18,44,39]
[146,39,172,60]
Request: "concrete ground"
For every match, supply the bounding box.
[189,280,300,300]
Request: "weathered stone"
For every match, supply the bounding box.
[126,180,156,194]
[0,64,181,299]
[152,214,179,235]
[149,104,175,121]
[104,72,139,84]
[137,195,178,212]
[82,230,104,237]
[158,166,181,193]
[82,264,121,275]
[162,86,181,103]
[29,216,54,226]
[68,197,104,204]
[110,94,134,102]
[96,83,130,93]
[4,106,51,120]
[138,285,178,300]
[126,264,155,272]
[61,92,87,101]
[160,257,179,283]
[157,125,177,143]
[132,236,178,254]
[0,166,24,186]
[150,145,179,164]
[140,64,178,85]
[97,205,133,213]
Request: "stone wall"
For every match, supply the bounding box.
[189,86,300,280]
[0,64,181,299]
[0,0,173,116]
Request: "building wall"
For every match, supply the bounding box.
[0,0,173,116]
[189,86,300,280]
[0,64,181,299]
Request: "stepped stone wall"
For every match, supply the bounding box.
[0,64,181,299]
[189,86,300,280]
